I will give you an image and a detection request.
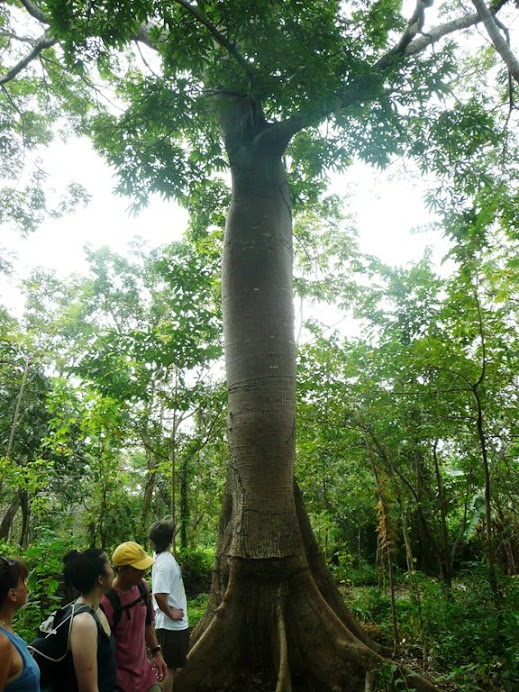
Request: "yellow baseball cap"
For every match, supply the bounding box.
[112,541,154,570]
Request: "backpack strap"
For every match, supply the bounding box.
[138,580,152,627]
[101,588,123,630]
[28,603,97,664]
[101,581,151,632]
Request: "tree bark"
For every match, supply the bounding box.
[0,495,19,541]
[175,97,439,691]
[19,490,30,549]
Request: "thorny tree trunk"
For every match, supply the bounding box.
[176,98,439,692]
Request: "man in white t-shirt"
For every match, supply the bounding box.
[148,519,189,692]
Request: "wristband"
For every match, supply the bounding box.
[151,645,161,655]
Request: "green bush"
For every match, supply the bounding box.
[329,551,377,586]
[397,567,519,691]
[419,570,503,666]
[177,547,213,597]
[187,592,209,630]
[345,584,395,646]
[11,531,76,641]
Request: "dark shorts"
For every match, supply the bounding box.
[156,628,190,668]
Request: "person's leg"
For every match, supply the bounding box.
[156,630,174,692]
[161,668,174,692]
[157,629,189,691]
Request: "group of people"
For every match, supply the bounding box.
[0,518,189,692]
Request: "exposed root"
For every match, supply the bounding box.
[175,564,240,692]
[177,555,441,691]
[294,482,391,656]
[274,588,291,692]
[176,480,441,692]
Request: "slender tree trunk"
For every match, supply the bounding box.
[0,358,30,496]
[140,445,157,534]
[0,495,19,541]
[6,358,30,460]
[19,490,29,549]
[432,440,452,586]
[180,456,189,549]
[171,369,179,555]
[139,383,160,535]
[472,290,500,607]
[371,462,399,653]
[472,384,501,606]
[395,487,426,660]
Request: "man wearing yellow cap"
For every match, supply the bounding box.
[101,541,168,692]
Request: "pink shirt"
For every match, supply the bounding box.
[101,581,157,692]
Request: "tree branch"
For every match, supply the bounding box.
[19,0,50,25]
[132,23,163,51]
[471,0,519,85]
[403,2,507,58]
[382,11,480,65]
[172,0,254,81]
[377,0,509,67]
[376,0,435,69]
[0,33,57,85]
[273,4,509,146]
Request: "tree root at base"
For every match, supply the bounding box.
[175,559,441,692]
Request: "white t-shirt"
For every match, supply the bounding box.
[151,551,189,631]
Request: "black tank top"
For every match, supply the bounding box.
[97,628,117,692]
[54,608,117,692]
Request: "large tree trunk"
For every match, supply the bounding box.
[176,99,439,692]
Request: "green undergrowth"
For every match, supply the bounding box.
[187,592,210,629]
[342,565,519,691]
[4,535,518,691]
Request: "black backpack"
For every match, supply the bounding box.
[101,580,152,632]
[28,602,102,691]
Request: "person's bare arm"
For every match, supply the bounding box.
[144,623,168,680]
[70,612,99,692]
[154,592,184,621]
[0,634,14,691]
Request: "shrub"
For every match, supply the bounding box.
[329,551,377,586]
[12,531,75,641]
[187,592,210,629]
[177,547,213,596]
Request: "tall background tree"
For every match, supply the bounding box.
[2,0,519,689]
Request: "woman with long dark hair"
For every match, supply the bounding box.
[57,549,117,692]
[0,556,40,691]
